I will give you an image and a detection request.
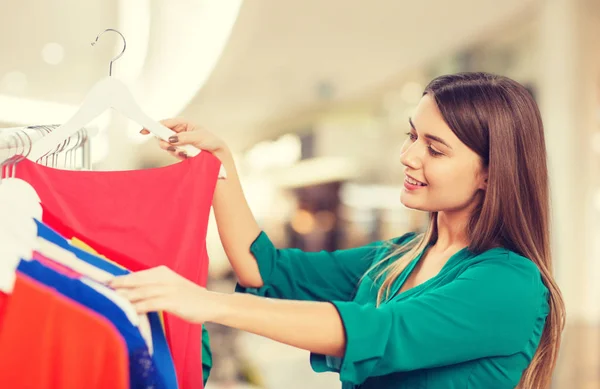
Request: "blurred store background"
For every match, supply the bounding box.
[1,0,599,388]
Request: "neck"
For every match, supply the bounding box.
[433,209,472,251]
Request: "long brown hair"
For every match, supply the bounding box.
[372,72,565,389]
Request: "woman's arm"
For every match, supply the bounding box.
[211,148,264,287]
[112,255,548,386]
[110,266,346,357]
[211,292,346,357]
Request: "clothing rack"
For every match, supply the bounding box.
[0,125,94,171]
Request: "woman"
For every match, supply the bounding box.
[111,72,565,389]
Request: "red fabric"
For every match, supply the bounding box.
[0,273,128,389]
[41,207,149,272]
[17,153,221,389]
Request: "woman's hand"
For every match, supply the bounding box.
[109,266,221,324]
[141,118,231,162]
[110,268,347,357]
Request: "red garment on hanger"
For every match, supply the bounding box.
[0,273,128,389]
[16,153,221,389]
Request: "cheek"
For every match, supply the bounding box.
[424,163,454,187]
[426,163,479,194]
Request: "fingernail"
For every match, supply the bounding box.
[168,136,179,143]
[178,151,188,159]
[167,146,176,152]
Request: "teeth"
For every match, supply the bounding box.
[407,177,425,186]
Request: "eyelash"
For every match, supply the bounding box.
[405,132,444,157]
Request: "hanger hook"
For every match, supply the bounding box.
[91,28,127,77]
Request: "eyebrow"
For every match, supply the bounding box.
[409,118,453,150]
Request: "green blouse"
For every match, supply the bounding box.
[236,232,549,389]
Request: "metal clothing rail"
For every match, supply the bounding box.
[0,125,93,171]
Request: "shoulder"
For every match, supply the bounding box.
[458,248,551,342]
[472,248,543,278]
[465,247,549,303]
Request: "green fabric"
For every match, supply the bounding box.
[201,324,212,386]
[236,232,549,389]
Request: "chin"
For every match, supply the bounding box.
[400,195,420,211]
[400,194,433,213]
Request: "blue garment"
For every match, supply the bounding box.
[18,259,166,389]
[35,219,178,389]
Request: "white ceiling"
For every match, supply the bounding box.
[1,0,538,151]
[181,0,538,148]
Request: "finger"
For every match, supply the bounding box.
[172,150,187,160]
[158,140,173,150]
[133,297,171,314]
[109,267,167,288]
[167,131,202,147]
[117,285,170,303]
[140,129,151,135]
[167,147,188,160]
[159,118,190,132]
[155,140,186,159]
[159,140,184,153]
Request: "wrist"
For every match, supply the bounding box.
[203,290,233,324]
[213,146,233,164]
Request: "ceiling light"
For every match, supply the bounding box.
[41,43,65,65]
[125,0,242,142]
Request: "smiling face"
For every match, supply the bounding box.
[400,94,487,213]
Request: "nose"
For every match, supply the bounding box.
[400,141,422,169]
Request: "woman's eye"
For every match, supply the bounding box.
[428,146,443,157]
[405,132,417,141]
[405,132,444,156]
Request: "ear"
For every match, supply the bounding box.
[479,167,489,191]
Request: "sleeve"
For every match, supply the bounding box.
[311,254,549,385]
[201,324,212,386]
[235,232,415,302]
